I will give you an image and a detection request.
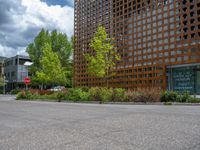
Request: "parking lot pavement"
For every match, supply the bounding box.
[0,96,200,150]
[0,95,16,101]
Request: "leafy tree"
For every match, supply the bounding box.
[26,29,73,87]
[35,43,67,86]
[0,76,4,87]
[50,30,72,68]
[27,29,50,74]
[85,26,120,87]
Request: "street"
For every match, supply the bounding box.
[0,95,200,150]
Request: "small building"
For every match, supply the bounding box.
[4,55,32,91]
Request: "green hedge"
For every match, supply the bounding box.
[66,88,90,102]
[16,87,126,102]
[161,91,200,103]
[16,91,58,101]
[11,89,21,95]
[16,88,200,103]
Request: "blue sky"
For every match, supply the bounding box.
[43,0,74,7]
[0,0,74,57]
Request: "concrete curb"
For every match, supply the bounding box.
[15,99,200,106]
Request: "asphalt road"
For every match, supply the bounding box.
[0,95,200,150]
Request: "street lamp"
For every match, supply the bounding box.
[24,62,33,77]
[24,62,33,90]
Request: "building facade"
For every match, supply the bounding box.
[4,55,32,91]
[74,0,200,94]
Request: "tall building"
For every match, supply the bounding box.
[74,0,200,94]
[4,55,32,91]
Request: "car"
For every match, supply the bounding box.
[49,86,65,92]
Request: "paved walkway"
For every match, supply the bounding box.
[0,96,200,150]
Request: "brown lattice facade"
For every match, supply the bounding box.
[74,0,200,90]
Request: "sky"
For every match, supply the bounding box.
[0,0,74,57]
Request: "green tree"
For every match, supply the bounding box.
[27,29,50,74]
[36,43,67,86]
[0,76,4,87]
[85,26,120,87]
[50,30,72,68]
[26,29,73,87]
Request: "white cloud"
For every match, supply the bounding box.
[21,0,74,35]
[0,0,74,57]
[0,44,27,57]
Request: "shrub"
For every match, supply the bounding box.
[16,91,26,100]
[89,87,101,101]
[80,91,91,101]
[125,91,138,102]
[80,87,90,92]
[89,87,113,102]
[29,89,54,95]
[16,90,58,100]
[164,102,172,105]
[112,88,127,102]
[66,88,90,102]
[179,91,191,103]
[126,88,161,103]
[56,92,67,102]
[161,91,193,103]
[16,87,199,104]
[187,97,200,103]
[160,91,179,102]
[16,90,32,100]
[11,89,21,95]
[98,87,113,102]
[24,90,32,100]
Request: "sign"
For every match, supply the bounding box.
[24,77,31,85]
